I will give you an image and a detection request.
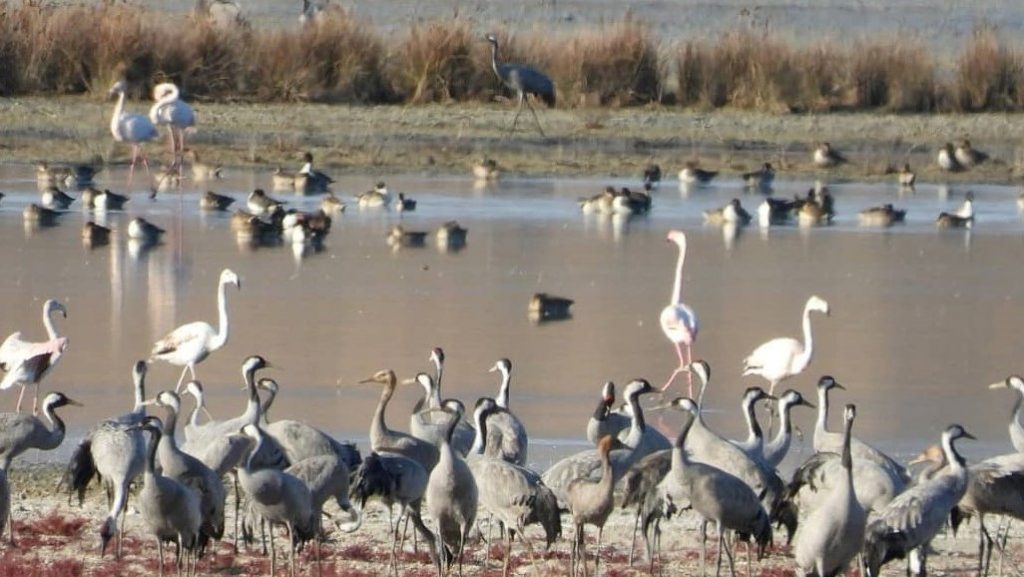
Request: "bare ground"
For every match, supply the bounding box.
[2,97,1024,185]
[0,463,1016,577]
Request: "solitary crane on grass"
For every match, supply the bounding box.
[485,33,555,137]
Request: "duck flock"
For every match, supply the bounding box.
[0,78,1021,577]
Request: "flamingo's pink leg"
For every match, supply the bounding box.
[661,341,688,392]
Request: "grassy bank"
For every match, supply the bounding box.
[1,3,1023,114]
[2,96,1024,182]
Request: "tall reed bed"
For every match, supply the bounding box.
[1,3,1023,113]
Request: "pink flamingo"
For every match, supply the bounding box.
[660,230,700,395]
[0,300,69,413]
[108,81,158,187]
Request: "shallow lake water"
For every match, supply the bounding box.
[2,164,1023,471]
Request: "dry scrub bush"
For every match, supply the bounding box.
[392,19,489,103]
[954,26,1024,111]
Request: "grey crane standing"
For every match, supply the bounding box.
[813,376,909,483]
[147,391,226,557]
[762,389,815,468]
[658,397,772,577]
[131,416,202,577]
[468,397,561,577]
[543,379,659,508]
[255,377,361,468]
[425,399,477,576]
[729,386,776,460]
[409,373,474,454]
[238,424,317,577]
[864,424,974,577]
[568,435,615,577]
[484,358,529,465]
[793,404,866,577]
[348,451,437,571]
[485,33,556,137]
[359,369,439,472]
[64,360,148,558]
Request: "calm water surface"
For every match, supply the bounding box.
[2,165,1023,471]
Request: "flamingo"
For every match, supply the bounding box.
[108,81,158,187]
[149,269,240,392]
[0,300,68,414]
[659,230,699,395]
[743,295,830,396]
[149,83,195,174]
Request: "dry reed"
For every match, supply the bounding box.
[1,3,1023,113]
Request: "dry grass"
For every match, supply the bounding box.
[1,4,1024,113]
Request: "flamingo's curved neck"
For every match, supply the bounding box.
[670,240,686,305]
[211,277,231,351]
[42,307,60,340]
[797,302,815,370]
[496,366,511,410]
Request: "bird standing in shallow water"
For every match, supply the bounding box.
[108,81,158,187]
[149,83,195,174]
[660,230,699,395]
[485,33,556,137]
[149,269,240,392]
[0,299,68,413]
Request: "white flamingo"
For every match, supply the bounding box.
[149,83,195,173]
[108,81,158,186]
[149,269,240,392]
[0,300,68,413]
[659,230,699,395]
[742,295,830,396]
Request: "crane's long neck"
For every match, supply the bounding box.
[742,396,763,449]
[496,366,511,410]
[770,399,794,453]
[471,407,488,455]
[372,382,396,444]
[815,387,830,438]
[797,303,815,369]
[942,432,966,475]
[671,414,695,471]
[43,307,60,340]
[596,447,613,494]
[188,390,205,428]
[259,385,276,424]
[670,241,686,305]
[161,405,179,440]
[841,415,853,476]
[623,391,646,447]
[1012,392,1023,433]
[211,278,231,351]
[429,377,441,410]
[244,427,265,472]
[488,41,501,79]
[144,429,161,477]
[41,403,66,450]
[110,91,126,139]
[240,370,260,426]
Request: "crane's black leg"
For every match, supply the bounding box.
[510,92,525,134]
[525,97,546,137]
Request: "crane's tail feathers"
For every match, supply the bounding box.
[61,438,96,506]
[864,523,909,577]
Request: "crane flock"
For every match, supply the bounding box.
[1,29,1023,577]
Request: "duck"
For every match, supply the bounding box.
[395,193,417,212]
[937,143,961,172]
[82,221,112,247]
[936,212,972,228]
[642,163,662,187]
[473,157,500,180]
[436,221,468,251]
[36,159,102,189]
[956,191,975,219]
[797,188,835,226]
[40,185,75,210]
[127,217,166,243]
[386,225,427,248]
[23,203,60,226]
[611,187,651,216]
[230,209,257,231]
[757,197,796,227]
[294,151,334,194]
[678,161,718,185]
[858,204,907,227]
[272,167,297,191]
[79,186,102,209]
[185,149,222,181]
[94,189,129,211]
[743,162,775,190]
[199,191,235,211]
[247,189,283,216]
[528,293,574,321]
[813,142,847,168]
[898,163,916,187]
[321,193,346,214]
[955,139,988,168]
[579,187,617,215]
[356,182,390,208]
[703,198,752,226]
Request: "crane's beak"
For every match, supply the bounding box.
[989,380,1008,389]
[66,398,84,407]
[400,377,417,386]
[962,431,977,441]
[801,400,817,409]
